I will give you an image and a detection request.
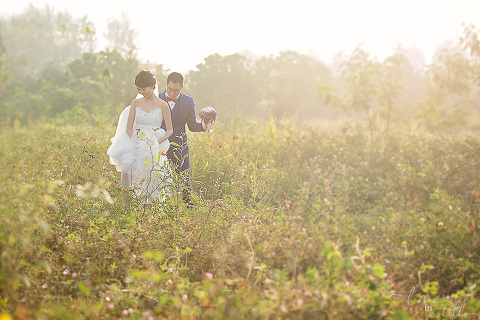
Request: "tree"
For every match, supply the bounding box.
[104,12,138,60]
[18,50,139,120]
[415,24,480,131]
[187,53,259,120]
[0,5,96,81]
[318,46,406,138]
[65,50,138,115]
[255,51,331,120]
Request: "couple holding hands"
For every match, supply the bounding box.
[107,70,217,204]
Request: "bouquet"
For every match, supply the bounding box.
[199,107,218,133]
[199,107,218,124]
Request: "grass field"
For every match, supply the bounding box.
[1,119,480,319]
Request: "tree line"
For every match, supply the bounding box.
[1,6,480,133]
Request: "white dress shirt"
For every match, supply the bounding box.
[165,92,180,110]
[165,91,206,130]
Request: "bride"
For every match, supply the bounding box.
[107,70,173,203]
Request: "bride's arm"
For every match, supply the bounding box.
[157,101,173,144]
[126,100,137,138]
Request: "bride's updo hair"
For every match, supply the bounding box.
[135,70,156,88]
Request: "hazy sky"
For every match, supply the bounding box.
[2,0,480,72]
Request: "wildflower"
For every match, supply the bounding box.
[280,305,287,312]
[437,221,444,227]
[72,272,77,278]
[42,283,48,289]
[217,141,223,148]
[205,272,213,280]
[386,238,390,243]
[264,278,271,285]
[168,268,173,273]
[63,269,69,275]
[0,312,13,320]
[128,308,133,314]
[122,309,129,315]
[108,304,114,309]
[233,135,239,140]
[402,241,407,247]
[297,299,304,308]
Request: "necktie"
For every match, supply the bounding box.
[166,96,178,104]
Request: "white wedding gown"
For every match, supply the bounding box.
[107,101,171,203]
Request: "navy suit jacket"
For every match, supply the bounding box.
[159,91,204,173]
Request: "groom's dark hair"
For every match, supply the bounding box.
[167,72,184,86]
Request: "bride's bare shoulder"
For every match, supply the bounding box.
[131,98,142,107]
[155,96,168,108]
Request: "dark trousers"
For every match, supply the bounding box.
[167,144,192,203]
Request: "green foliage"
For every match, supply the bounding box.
[255,51,331,119]
[186,51,331,123]
[0,6,139,127]
[318,45,406,139]
[1,120,479,319]
[414,23,480,133]
[104,12,138,60]
[187,53,258,119]
[0,5,95,80]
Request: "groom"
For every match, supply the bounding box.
[159,72,211,203]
